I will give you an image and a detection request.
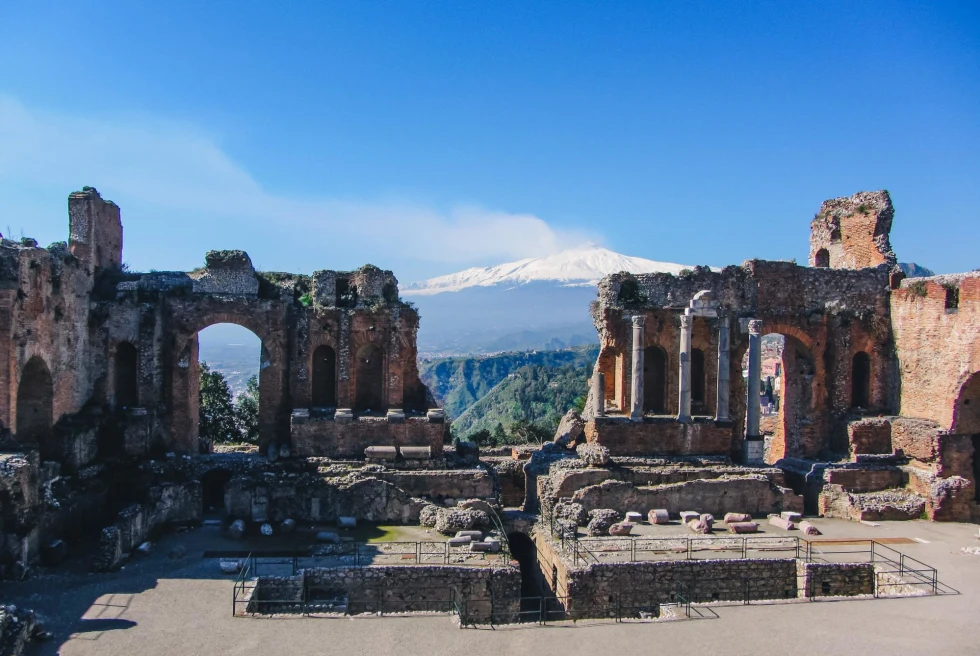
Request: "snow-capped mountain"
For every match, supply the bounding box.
[409,245,709,357]
[404,245,698,296]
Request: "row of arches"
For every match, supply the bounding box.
[311,343,384,412]
[641,346,707,415]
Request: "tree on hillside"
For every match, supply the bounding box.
[199,362,239,443]
[235,375,260,443]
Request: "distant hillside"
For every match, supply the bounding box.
[899,262,935,278]
[450,362,593,438]
[419,345,599,419]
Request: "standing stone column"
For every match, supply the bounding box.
[630,316,645,421]
[715,313,731,422]
[677,313,693,422]
[593,371,605,417]
[745,319,763,438]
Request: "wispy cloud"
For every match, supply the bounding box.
[0,96,599,278]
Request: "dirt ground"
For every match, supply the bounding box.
[4,519,979,656]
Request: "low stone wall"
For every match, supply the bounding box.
[585,417,731,457]
[571,476,802,517]
[291,414,444,459]
[225,475,428,524]
[548,464,784,502]
[249,565,521,623]
[797,561,875,597]
[485,458,525,507]
[565,558,800,616]
[375,469,495,502]
[824,467,906,493]
[91,481,200,572]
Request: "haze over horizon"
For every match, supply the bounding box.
[3,2,979,282]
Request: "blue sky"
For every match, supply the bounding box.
[1,1,978,281]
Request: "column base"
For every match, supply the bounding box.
[743,436,765,465]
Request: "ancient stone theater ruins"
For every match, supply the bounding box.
[0,186,975,639]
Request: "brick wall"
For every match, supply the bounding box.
[290,414,443,458]
[585,417,731,457]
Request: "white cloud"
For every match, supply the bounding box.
[0,96,599,277]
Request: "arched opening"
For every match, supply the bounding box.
[814,249,830,268]
[851,352,871,409]
[507,532,543,614]
[114,342,139,410]
[953,373,980,503]
[195,323,263,448]
[691,348,706,407]
[16,357,54,449]
[311,345,337,408]
[643,346,667,414]
[743,333,819,465]
[355,343,385,414]
[201,468,233,516]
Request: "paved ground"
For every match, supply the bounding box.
[5,519,979,656]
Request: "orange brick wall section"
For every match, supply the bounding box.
[891,276,980,431]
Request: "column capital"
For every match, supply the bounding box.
[631,315,646,327]
[747,319,763,335]
[679,313,693,328]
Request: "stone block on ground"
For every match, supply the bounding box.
[700,514,715,528]
[799,521,821,536]
[435,508,490,535]
[455,530,483,539]
[447,536,472,546]
[470,541,492,552]
[553,410,585,448]
[337,516,357,528]
[229,519,246,540]
[316,531,340,543]
[419,505,441,528]
[458,499,493,515]
[364,446,397,460]
[576,442,611,467]
[135,542,153,557]
[609,521,634,536]
[219,559,243,574]
[260,523,273,536]
[586,509,620,536]
[648,509,670,525]
[679,511,700,524]
[555,501,589,526]
[724,513,752,523]
[625,512,643,523]
[780,511,802,523]
[727,522,759,534]
[688,519,711,534]
[768,514,795,530]
[280,518,296,534]
[400,446,431,460]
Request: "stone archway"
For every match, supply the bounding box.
[311,345,337,408]
[16,356,53,450]
[952,373,980,503]
[952,372,980,435]
[643,346,667,414]
[114,342,139,410]
[355,343,385,414]
[170,310,285,455]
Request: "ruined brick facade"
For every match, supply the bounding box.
[2,188,441,466]
[585,189,980,522]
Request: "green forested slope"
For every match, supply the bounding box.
[418,345,598,419]
[449,362,593,438]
